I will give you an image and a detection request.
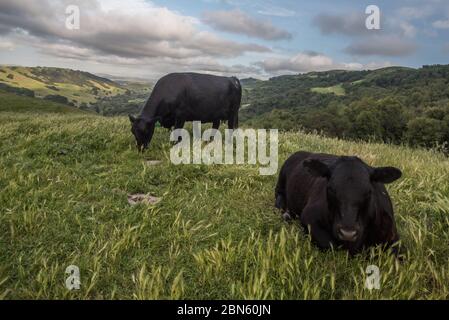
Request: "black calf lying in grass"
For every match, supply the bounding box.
[275,151,403,255]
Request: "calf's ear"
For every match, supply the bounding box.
[129,114,137,123]
[371,167,402,184]
[303,159,331,178]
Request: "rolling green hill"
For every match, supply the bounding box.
[0,65,127,107]
[241,65,448,118]
[1,107,449,299]
[242,65,449,150]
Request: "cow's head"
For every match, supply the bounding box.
[303,157,402,247]
[129,115,159,151]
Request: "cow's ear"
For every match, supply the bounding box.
[303,159,331,178]
[129,114,137,123]
[371,167,402,184]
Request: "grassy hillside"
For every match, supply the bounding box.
[1,108,449,299]
[241,65,441,119]
[242,65,449,149]
[0,90,90,114]
[0,66,127,107]
[311,84,345,96]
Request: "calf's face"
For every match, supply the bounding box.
[129,115,156,151]
[304,157,402,245]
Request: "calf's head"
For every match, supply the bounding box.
[129,115,158,151]
[304,157,402,244]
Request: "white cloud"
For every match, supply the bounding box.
[312,9,422,57]
[399,21,417,38]
[344,35,417,57]
[0,0,423,80]
[0,38,15,50]
[255,51,390,75]
[257,5,296,18]
[0,0,278,79]
[313,12,368,36]
[397,6,435,20]
[433,19,449,29]
[202,9,292,40]
[98,0,156,14]
[0,0,271,62]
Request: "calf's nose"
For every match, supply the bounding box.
[338,228,359,242]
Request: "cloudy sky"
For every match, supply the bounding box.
[0,0,448,80]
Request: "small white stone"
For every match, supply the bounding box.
[128,194,162,206]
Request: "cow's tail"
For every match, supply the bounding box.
[231,76,241,92]
[275,164,287,210]
[229,77,242,129]
[231,76,242,104]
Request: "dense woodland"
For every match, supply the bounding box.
[242,65,449,151]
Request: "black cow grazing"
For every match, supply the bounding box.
[275,151,403,255]
[129,73,242,151]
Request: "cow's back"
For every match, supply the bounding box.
[152,73,239,122]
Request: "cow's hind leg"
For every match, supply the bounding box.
[228,112,237,130]
[275,167,293,221]
[275,193,285,210]
[228,111,239,130]
[275,162,287,210]
[232,112,239,129]
[210,120,220,141]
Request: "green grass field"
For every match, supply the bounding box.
[311,84,346,96]
[1,103,449,299]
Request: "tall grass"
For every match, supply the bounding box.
[1,111,449,299]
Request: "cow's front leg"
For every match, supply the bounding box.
[174,118,186,143]
[301,206,336,251]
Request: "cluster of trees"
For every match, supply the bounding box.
[243,65,449,151]
[312,98,448,148]
[0,83,35,97]
[247,98,449,150]
[89,90,147,116]
[44,94,71,105]
[406,108,449,148]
